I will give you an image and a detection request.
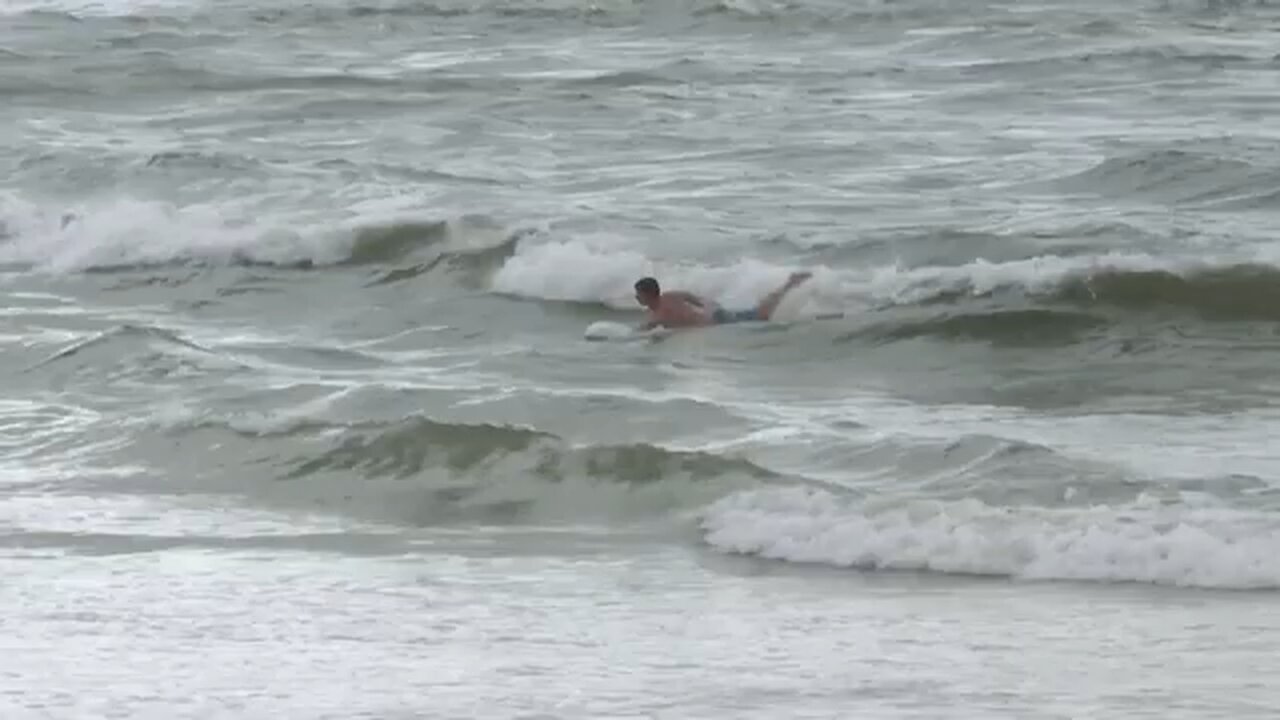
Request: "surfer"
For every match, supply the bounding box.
[634,271,812,331]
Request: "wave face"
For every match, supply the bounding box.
[155,411,793,527]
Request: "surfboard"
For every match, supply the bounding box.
[583,320,674,343]
[584,313,847,342]
[584,320,640,341]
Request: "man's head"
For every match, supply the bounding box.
[634,276,660,309]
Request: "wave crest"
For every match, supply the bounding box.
[0,193,525,276]
[702,487,1280,590]
[490,233,1280,334]
[1053,148,1280,208]
[175,414,789,526]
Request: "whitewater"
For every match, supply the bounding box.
[4,0,1280,717]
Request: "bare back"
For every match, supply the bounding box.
[650,294,715,328]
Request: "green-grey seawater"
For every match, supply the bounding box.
[4,1,1280,717]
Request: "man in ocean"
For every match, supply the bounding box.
[634,271,812,331]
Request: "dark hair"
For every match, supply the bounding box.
[634,277,659,295]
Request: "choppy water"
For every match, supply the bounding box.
[5,0,1280,717]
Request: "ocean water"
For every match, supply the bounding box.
[5,0,1280,717]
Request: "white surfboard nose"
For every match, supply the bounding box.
[584,320,635,341]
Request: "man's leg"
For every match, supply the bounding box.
[755,271,812,320]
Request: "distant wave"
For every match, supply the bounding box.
[25,323,215,368]
[1051,148,1280,209]
[4,0,1129,32]
[20,323,251,393]
[945,47,1271,82]
[233,0,1280,32]
[228,0,886,26]
[859,263,1280,332]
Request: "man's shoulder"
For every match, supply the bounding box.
[664,290,703,303]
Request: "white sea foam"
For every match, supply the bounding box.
[0,194,327,270]
[0,0,204,17]
[0,192,495,271]
[701,486,1280,590]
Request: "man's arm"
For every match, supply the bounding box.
[636,312,661,332]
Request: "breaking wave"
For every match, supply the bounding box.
[160,409,1280,590]
[701,486,1280,590]
[0,193,525,276]
[491,231,1280,332]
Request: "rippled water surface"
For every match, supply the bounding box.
[4,0,1280,717]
